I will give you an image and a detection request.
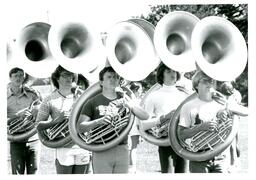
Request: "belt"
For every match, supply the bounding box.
[197,148,210,153]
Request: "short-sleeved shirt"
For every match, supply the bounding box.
[80,93,128,144]
[7,85,41,142]
[179,97,224,128]
[144,84,188,119]
[36,88,83,148]
[179,96,230,159]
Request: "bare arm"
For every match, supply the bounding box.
[130,105,150,120]
[228,103,248,116]
[123,94,149,120]
[179,121,218,140]
[76,114,111,133]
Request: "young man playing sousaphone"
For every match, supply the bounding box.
[36,66,91,174]
[7,67,42,174]
[178,70,246,173]
[77,66,149,174]
[140,63,189,173]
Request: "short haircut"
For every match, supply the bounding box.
[99,66,119,81]
[51,65,77,89]
[9,67,24,78]
[156,63,181,85]
[192,70,211,92]
[77,74,89,90]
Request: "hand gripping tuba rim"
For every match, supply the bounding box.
[168,93,239,161]
[8,99,39,142]
[37,113,72,148]
[69,82,135,152]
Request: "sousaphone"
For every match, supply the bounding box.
[138,11,198,146]
[69,82,135,151]
[169,16,248,161]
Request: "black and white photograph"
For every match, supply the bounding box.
[2,0,255,178]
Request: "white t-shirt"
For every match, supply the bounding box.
[179,97,231,159]
[145,84,188,121]
[179,97,224,128]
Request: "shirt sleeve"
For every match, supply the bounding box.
[144,94,156,117]
[80,99,93,118]
[36,97,51,123]
[179,103,193,128]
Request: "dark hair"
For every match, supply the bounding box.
[9,67,25,78]
[130,82,142,93]
[99,66,119,81]
[156,63,181,85]
[77,74,89,90]
[51,66,77,89]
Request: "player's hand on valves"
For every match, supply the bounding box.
[101,115,113,125]
[200,121,218,132]
[16,108,31,119]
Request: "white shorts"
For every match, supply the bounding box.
[55,146,91,166]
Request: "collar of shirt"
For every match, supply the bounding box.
[7,85,29,98]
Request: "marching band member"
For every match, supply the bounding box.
[36,66,90,174]
[140,63,189,173]
[178,71,237,173]
[7,67,42,174]
[77,66,149,174]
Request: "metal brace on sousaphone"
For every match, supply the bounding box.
[168,15,248,161]
[8,99,41,142]
[37,87,83,148]
[69,82,135,152]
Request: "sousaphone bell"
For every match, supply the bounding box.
[105,19,160,81]
[16,22,58,78]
